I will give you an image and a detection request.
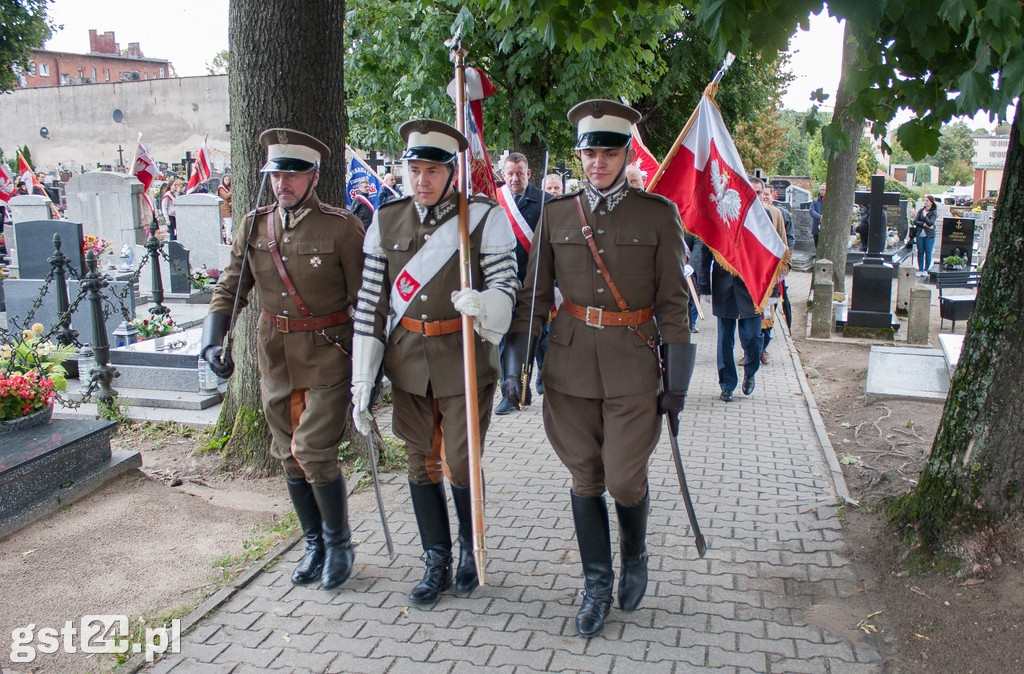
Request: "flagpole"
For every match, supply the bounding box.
[448,24,487,586]
[647,53,735,193]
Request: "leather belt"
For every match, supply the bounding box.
[262,309,349,333]
[562,300,654,329]
[399,316,462,336]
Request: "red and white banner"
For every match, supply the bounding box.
[630,128,659,189]
[447,67,498,199]
[17,153,38,192]
[185,141,211,194]
[650,95,788,312]
[495,184,533,252]
[132,142,159,193]
[0,163,16,203]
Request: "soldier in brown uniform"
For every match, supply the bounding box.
[201,129,366,591]
[350,120,519,606]
[502,100,697,637]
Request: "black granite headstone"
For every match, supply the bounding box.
[848,176,900,330]
[166,240,192,293]
[854,176,900,259]
[12,220,86,278]
[769,178,791,197]
[887,199,909,242]
[939,217,976,268]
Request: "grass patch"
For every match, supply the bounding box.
[210,513,299,582]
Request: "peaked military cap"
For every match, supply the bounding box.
[568,99,641,150]
[399,119,468,165]
[259,128,331,173]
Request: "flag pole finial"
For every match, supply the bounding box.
[712,53,735,85]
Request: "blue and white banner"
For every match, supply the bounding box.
[346,155,383,209]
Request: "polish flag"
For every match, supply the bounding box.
[0,163,16,203]
[649,95,789,312]
[185,141,211,193]
[630,128,659,188]
[132,142,159,193]
[17,153,38,190]
[448,67,498,199]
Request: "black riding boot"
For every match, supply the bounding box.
[571,491,614,637]
[408,481,453,605]
[615,490,650,610]
[450,484,479,594]
[311,477,355,591]
[286,477,324,585]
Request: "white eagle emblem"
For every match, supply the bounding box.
[709,159,742,226]
[398,276,416,296]
[309,255,322,268]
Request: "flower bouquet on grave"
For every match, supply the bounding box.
[82,235,113,257]
[0,323,73,420]
[191,267,213,289]
[131,313,180,341]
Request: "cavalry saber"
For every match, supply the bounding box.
[222,169,270,363]
[666,412,708,557]
[519,150,549,410]
[364,430,395,559]
[448,27,487,585]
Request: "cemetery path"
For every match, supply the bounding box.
[2,269,1022,673]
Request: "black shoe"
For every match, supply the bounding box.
[285,477,324,586]
[720,389,734,402]
[495,396,513,415]
[743,374,756,396]
[408,481,454,605]
[571,492,614,637]
[536,379,544,395]
[690,325,700,333]
[310,477,355,591]
[409,550,453,604]
[450,484,480,594]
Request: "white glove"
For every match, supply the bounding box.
[350,334,384,436]
[352,381,373,435]
[451,288,512,345]
[683,264,694,278]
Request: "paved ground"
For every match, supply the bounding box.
[146,310,881,674]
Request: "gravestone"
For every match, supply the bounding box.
[3,277,135,343]
[939,217,976,269]
[7,194,52,224]
[847,176,900,331]
[886,199,909,242]
[10,221,85,279]
[769,178,790,198]
[786,185,811,208]
[166,240,193,294]
[108,326,224,407]
[173,193,223,273]
[64,172,147,254]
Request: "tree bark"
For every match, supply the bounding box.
[818,23,862,294]
[889,101,1024,553]
[215,0,370,472]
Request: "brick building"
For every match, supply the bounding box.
[16,30,173,88]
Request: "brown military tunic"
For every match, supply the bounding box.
[355,193,519,485]
[511,183,690,504]
[210,194,366,482]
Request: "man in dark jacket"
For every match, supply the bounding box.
[694,238,761,401]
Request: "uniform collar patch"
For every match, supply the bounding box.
[585,180,628,213]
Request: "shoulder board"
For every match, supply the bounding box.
[469,194,498,207]
[549,189,582,203]
[633,189,676,208]
[318,202,351,217]
[379,195,410,209]
[246,203,276,218]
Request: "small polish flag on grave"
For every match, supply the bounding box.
[132,142,159,193]
[186,140,211,194]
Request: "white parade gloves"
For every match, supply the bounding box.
[451,288,513,345]
[683,264,695,278]
[350,334,384,436]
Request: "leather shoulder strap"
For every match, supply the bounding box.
[575,196,629,311]
[265,211,312,317]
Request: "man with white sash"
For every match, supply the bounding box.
[350,119,519,607]
[494,152,551,414]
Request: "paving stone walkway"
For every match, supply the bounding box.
[148,310,881,673]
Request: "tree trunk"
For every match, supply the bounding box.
[215,0,370,471]
[889,102,1024,555]
[818,23,862,294]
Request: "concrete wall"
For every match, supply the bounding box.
[0,75,229,172]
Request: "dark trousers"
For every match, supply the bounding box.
[717,315,762,392]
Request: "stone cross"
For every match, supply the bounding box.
[854,175,900,258]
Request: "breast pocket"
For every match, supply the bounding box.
[297,240,334,266]
[615,229,658,274]
[380,235,414,268]
[550,226,590,274]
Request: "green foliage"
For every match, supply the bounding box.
[210,513,299,580]
[98,398,132,425]
[776,109,829,176]
[205,49,229,75]
[856,137,879,187]
[884,177,920,201]
[0,0,56,92]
